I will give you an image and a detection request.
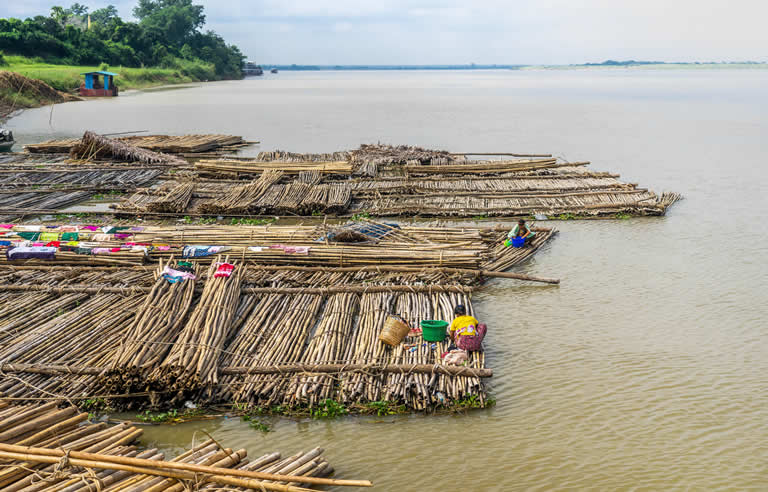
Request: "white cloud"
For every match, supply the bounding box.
[4,0,768,64]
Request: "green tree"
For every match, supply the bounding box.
[90,5,119,25]
[68,3,89,16]
[133,0,205,47]
[50,6,71,25]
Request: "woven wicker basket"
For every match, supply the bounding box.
[379,315,410,346]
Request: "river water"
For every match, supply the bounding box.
[8,69,768,490]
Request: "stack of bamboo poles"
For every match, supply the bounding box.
[0,402,368,490]
[26,135,249,155]
[289,293,360,406]
[195,160,354,176]
[254,150,352,163]
[0,294,144,401]
[103,260,198,394]
[154,258,243,397]
[220,293,325,405]
[144,181,194,213]
[70,132,186,166]
[198,170,283,214]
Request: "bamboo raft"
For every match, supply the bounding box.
[0,140,680,219]
[0,401,369,490]
[25,134,251,155]
[0,220,554,411]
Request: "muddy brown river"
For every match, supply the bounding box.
[8,69,768,490]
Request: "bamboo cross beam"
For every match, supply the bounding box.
[0,443,373,488]
[0,449,320,492]
[220,363,493,378]
[0,284,476,295]
[451,152,553,157]
[0,362,493,378]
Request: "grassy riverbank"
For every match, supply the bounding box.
[2,55,219,93]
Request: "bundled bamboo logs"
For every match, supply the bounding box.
[198,170,283,213]
[195,160,354,176]
[103,260,198,392]
[155,258,243,396]
[144,181,194,213]
[0,402,367,490]
[70,132,186,166]
[26,134,249,155]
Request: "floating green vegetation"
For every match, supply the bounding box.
[554,213,577,220]
[615,212,632,220]
[241,414,271,432]
[79,397,113,416]
[350,211,370,222]
[183,216,218,225]
[360,400,408,417]
[230,217,277,226]
[135,408,205,424]
[471,214,488,220]
[310,399,349,419]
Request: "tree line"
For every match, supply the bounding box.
[0,0,244,79]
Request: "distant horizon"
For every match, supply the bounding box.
[249,60,768,70]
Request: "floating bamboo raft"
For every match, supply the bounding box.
[70,132,186,166]
[3,140,681,219]
[0,401,368,490]
[0,220,554,411]
[25,134,250,155]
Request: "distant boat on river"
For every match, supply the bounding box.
[270,68,278,74]
[243,61,263,76]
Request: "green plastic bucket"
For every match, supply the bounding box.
[421,320,449,342]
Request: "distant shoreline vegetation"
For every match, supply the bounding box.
[0,0,245,88]
[259,60,767,71]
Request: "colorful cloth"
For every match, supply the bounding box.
[7,247,56,260]
[46,241,60,247]
[0,224,14,229]
[213,262,235,278]
[61,232,79,241]
[17,225,41,232]
[92,234,111,242]
[449,315,479,339]
[16,232,41,241]
[81,226,100,231]
[182,245,231,258]
[161,266,197,281]
[507,224,536,239]
[456,323,487,352]
[40,232,59,242]
[114,233,132,239]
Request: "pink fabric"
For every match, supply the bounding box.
[156,245,170,251]
[0,224,14,229]
[32,242,44,247]
[213,262,235,278]
[270,245,310,255]
[81,226,100,231]
[456,323,487,352]
[114,233,132,239]
[160,266,196,280]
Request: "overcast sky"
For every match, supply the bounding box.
[4,0,767,64]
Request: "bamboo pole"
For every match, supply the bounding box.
[0,444,372,489]
[0,450,318,492]
[0,362,492,378]
[0,284,476,294]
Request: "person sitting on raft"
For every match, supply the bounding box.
[508,219,535,244]
[448,304,487,351]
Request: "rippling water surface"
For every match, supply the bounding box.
[9,69,768,490]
